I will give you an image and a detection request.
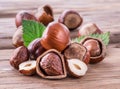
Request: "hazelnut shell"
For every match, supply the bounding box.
[28,38,46,60]
[81,37,106,64]
[58,10,83,30]
[41,22,70,52]
[63,42,90,64]
[10,46,29,69]
[36,49,67,79]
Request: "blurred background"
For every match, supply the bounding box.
[0,0,120,49]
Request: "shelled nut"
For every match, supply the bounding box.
[36,49,67,79]
[19,60,36,76]
[81,37,106,64]
[63,42,90,64]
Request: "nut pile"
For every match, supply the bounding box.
[10,4,106,79]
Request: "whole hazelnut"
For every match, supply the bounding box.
[28,38,46,60]
[58,10,83,31]
[35,5,54,26]
[12,26,24,47]
[10,46,29,69]
[41,22,70,52]
[15,10,37,28]
[79,23,102,36]
[83,39,101,57]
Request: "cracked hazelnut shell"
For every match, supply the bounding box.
[36,49,67,79]
[81,37,106,64]
[10,46,29,69]
[41,22,71,52]
[58,10,83,31]
[63,42,90,64]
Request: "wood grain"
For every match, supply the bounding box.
[0,47,120,89]
[0,0,120,49]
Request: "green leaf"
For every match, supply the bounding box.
[22,20,46,47]
[72,32,110,45]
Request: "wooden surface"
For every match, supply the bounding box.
[0,0,120,89]
[0,47,120,89]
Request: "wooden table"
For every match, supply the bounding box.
[0,0,120,89]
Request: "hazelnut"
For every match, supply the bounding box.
[10,46,29,69]
[83,39,101,57]
[66,59,88,78]
[12,26,24,47]
[36,49,67,79]
[28,38,46,60]
[58,10,83,31]
[40,52,63,76]
[63,42,90,64]
[35,5,54,26]
[81,37,106,64]
[19,60,36,76]
[15,10,37,28]
[41,22,71,52]
[79,23,102,36]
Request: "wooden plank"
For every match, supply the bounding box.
[0,47,120,89]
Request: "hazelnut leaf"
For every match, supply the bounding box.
[72,32,110,46]
[22,20,46,47]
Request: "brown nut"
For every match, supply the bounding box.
[58,10,83,31]
[83,39,101,57]
[36,49,67,79]
[63,42,90,64]
[12,26,24,47]
[79,23,102,36]
[10,46,29,69]
[19,60,36,76]
[41,22,71,52]
[15,10,37,28]
[28,38,46,60]
[81,37,106,64]
[35,5,54,26]
[66,59,88,78]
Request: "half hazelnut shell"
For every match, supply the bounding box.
[36,49,67,79]
[81,37,106,64]
[63,42,90,64]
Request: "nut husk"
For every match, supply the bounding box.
[36,49,67,79]
[81,37,106,64]
[63,42,90,64]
